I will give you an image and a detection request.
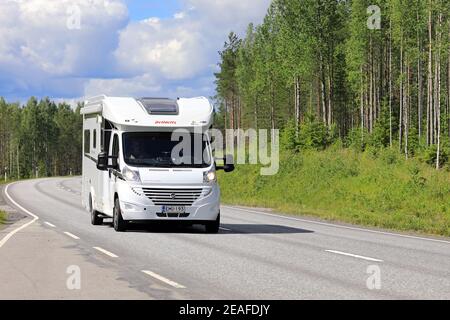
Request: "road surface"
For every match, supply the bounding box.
[0,177,449,299]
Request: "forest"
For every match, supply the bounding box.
[214,0,450,168]
[0,97,82,180]
[0,0,449,185]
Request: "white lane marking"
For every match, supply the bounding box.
[1,183,39,249]
[64,232,80,240]
[223,206,450,245]
[44,222,56,228]
[93,246,118,258]
[141,270,186,289]
[325,250,384,262]
[219,227,232,231]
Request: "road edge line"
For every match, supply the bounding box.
[0,182,39,249]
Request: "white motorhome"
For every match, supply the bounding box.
[80,95,234,233]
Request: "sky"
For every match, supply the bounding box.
[0,0,271,104]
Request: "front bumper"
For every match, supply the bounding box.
[117,182,220,222]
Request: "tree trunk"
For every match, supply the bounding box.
[224,99,228,130]
[295,76,301,137]
[427,3,433,146]
[448,25,450,139]
[327,64,333,128]
[16,144,20,179]
[254,94,258,131]
[389,19,393,147]
[319,55,327,124]
[271,80,276,141]
[399,39,404,151]
[405,60,410,159]
[417,10,423,140]
[360,67,364,143]
[436,12,442,169]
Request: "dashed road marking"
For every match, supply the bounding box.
[93,246,118,258]
[141,270,186,289]
[64,232,80,240]
[325,250,384,262]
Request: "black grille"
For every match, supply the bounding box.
[156,212,190,218]
[142,188,203,206]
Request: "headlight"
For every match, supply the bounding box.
[122,166,141,182]
[122,202,141,212]
[203,169,217,183]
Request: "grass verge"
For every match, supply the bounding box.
[218,147,450,237]
[0,210,6,225]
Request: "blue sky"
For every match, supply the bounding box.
[0,0,271,103]
[125,0,182,20]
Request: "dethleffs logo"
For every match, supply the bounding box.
[155,120,177,125]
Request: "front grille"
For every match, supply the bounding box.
[142,188,204,206]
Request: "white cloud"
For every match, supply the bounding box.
[0,0,271,100]
[187,0,271,33]
[113,19,207,80]
[0,0,128,98]
[173,12,185,19]
[85,0,271,99]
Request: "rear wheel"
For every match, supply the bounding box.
[90,195,103,226]
[205,212,220,234]
[113,198,127,232]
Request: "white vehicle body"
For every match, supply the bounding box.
[80,95,230,232]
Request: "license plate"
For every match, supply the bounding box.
[162,206,185,214]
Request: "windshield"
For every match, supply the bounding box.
[122,132,212,168]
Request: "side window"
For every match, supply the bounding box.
[111,134,119,168]
[102,130,111,154]
[112,134,119,157]
[84,130,90,154]
[93,130,97,150]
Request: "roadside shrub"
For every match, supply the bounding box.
[407,126,420,157]
[280,120,298,151]
[419,144,449,168]
[369,107,391,148]
[379,147,401,165]
[298,114,331,150]
[345,127,369,151]
[408,164,427,189]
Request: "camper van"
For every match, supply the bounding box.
[80,95,234,233]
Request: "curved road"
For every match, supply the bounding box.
[0,177,449,299]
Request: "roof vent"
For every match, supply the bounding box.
[138,98,179,115]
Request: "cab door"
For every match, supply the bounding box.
[108,133,120,212]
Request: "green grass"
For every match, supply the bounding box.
[0,210,6,225]
[218,147,450,237]
[0,180,13,225]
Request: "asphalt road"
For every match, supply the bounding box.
[1,177,449,299]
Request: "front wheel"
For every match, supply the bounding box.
[90,195,103,226]
[113,198,127,232]
[205,213,220,234]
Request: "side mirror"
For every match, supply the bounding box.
[97,152,108,171]
[216,154,235,173]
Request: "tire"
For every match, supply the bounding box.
[113,198,127,232]
[205,212,220,234]
[90,195,103,226]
